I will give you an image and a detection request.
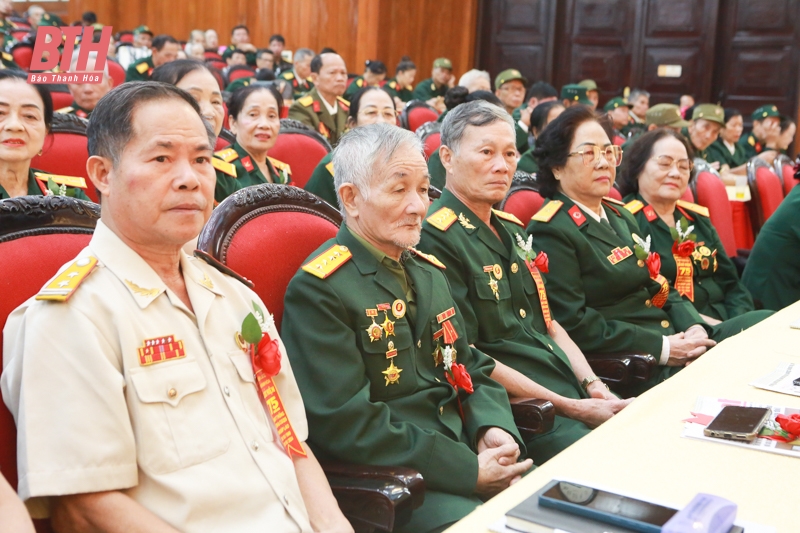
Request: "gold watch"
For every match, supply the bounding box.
[581,376,608,391]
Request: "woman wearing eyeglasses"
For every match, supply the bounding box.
[526,107,762,393]
[617,129,771,327]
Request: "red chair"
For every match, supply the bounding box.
[0,195,101,533]
[10,43,33,70]
[107,60,126,87]
[268,119,332,189]
[228,67,255,83]
[215,128,235,151]
[497,172,546,224]
[31,113,98,203]
[607,187,622,201]
[747,157,784,235]
[417,122,441,159]
[399,101,439,133]
[773,153,798,196]
[11,29,30,42]
[118,33,134,44]
[691,169,738,257]
[50,91,74,111]
[207,59,226,71]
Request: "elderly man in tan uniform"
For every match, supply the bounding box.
[1,82,352,533]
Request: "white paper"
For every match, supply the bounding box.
[750,362,800,397]
[790,317,800,330]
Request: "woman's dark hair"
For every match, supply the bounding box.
[348,86,396,121]
[151,59,215,86]
[616,129,695,197]
[364,60,386,75]
[530,100,564,137]
[255,68,275,81]
[723,108,741,125]
[227,83,284,121]
[532,105,598,198]
[779,114,795,133]
[467,90,502,106]
[0,70,53,132]
[444,87,502,112]
[396,58,416,74]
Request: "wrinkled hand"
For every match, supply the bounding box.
[587,380,616,401]
[567,397,632,429]
[477,427,518,455]
[475,443,533,498]
[666,330,716,366]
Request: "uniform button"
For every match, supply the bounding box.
[661,320,670,328]
[439,406,444,415]
[417,340,421,348]
[251,441,259,451]
[167,388,177,399]
[511,263,519,273]
[645,299,652,308]
[519,309,526,318]
[435,377,441,382]
[283,494,289,505]
[224,386,230,397]
[637,259,645,267]
[548,344,554,351]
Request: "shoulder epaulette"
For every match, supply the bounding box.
[406,85,413,91]
[55,106,74,114]
[603,195,625,205]
[284,72,295,80]
[337,96,350,111]
[676,200,709,217]
[388,81,397,89]
[298,95,314,107]
[268,157,291,174]
[325,161,334,175]
[410,248,445,269]
[531,200,563,222]
[356,78,363,87]
[1,52,12,62]
[748,136,755,146]
[36,256,98,301]
[301,244,352,279]
[214,147,239,163]
[623,199,644,214]
[34,172,86,189]
[426,207,457,231]
[193,250,253,289]
[492,208,524,227]
[212,157,237,177]
[135,61,149,74]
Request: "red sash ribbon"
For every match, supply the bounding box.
[524,259,552,329]
[673,255,695,301]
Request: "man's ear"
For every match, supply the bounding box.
[439,145,454,173]
[86,155,113,199]
[338,183,359,219]
[309,72,319,84]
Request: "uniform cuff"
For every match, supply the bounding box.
[660,336,670,366]
[517,120,529,132]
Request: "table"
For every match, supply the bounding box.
[446,301,800,533]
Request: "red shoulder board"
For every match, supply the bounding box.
[643,205,658,222]
[241,156,255,173]
[567,205,587,227]
[313,101,321,113]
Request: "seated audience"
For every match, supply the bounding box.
[624,88,650,138]
[116,25,153,70]
[706,108,748,171]
[213,84,293,203]
[493,69,530,153]
[778,115,796,153]
[419,101,631,463]
[222,25,257,67]
[682,103,724,163]
[151,59,225,136]
[0,71,89,199]
[679,94,695,116]
[256,48,275,73]
[59,52,113,118]
[517,100,565,174]
[223,49,248,76]
[384,57,417,106]
[604,97,632,145]
[282,123,532,533]
[278,47,315,102]
[225,65,257,93]
[125,34,181,82]
[621,103,687,151]
[270,34,293,75]
[739,104,781,159]
[577,79,599,110]
[0,473,33,533]
[617,129,772,326]
[343,59,387,100]
[288,52,349,145]
[512,81,558,135]
[1,81,352,533]
[458,69,491,93]
[413,57,453,113]
[187,42,205,61]
[184,29,204,54]
[204,28,219,53]
[305,86,397,207]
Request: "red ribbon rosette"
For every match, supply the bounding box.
[532,251,549,274]
[646,251,661,279]
[252,333,282,377]
[777,413,800,439]
[446,363,474,394]
[672,240,696,257]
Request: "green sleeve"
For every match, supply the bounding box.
[304,155,338,208]
[738,136,757,159]
[705,141,731,167]
[125,64,145,82]
[517,149,539,174]
[73,188,90,201]
[427,151,447,191]
[413,83,432,101]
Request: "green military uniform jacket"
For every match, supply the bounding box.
[413,78,447,101]
[738,132,765,160]
[742,185,800,310]
[287,87,349,146]
[125,56,154,82]
[384,78,414,103]
[221,45,256,67]
[55,101,92,119]
[623,194,756,321]
[278,69,314,100]
[211,141,292,204]
[621,119,646,139]
[282,225,525,532]
[225,77,255,93]
[274,58,293,77]
[706,138,748,168]
[0,168,90,201]
[427,150,447,191]
[304,152,337,208]
[1,50,19,70]
[419,190,590,463]
[343,75,378,101]
[517,141,539,174]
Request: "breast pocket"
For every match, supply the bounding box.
[360,320,417,401]
[129,360,230,475]
[472,273,516,339]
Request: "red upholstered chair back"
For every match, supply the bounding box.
[31,113,98,203]
[774,154,797,196]
[50,92,74,110]
[204,51,223,61]
[497,172,544,224]
[11,44,32,69]
[196,185,342,330]
[400,101,439,133]
[607,187,622,201]
[268,119,332,189]
[0,196,100,497]
[119,33,134,44]
[215,129,235,151]
[11,29,30,42]
[747,158,784,235]
[207,58,226,71]
[228,68,255,82]
[107,60,126,87]
[693,171,738,256]
[417,122,442,159]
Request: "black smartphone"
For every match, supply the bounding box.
[704,406,771,442]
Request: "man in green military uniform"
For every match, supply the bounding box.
[681,103,724,162]
[211,142,292,204]
[739,104,781,159]
[269,34,293,75]
[277,47,315,101]
[221,25,257,67]
[0,50,18,70]
[604,96,632,143]
[413,57,453,103]
[419,101,630,463]
[343,59,387,101]
[494,69,531,154]
[560,84,593,108]
[578,79,599,110]
[288,52,350,145]
[125,35,181,82]
[282,123,532,533]
[57,54,113,118]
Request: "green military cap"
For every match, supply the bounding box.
[751,104,780,121]
[561,84,592,105]
[134,25,153,36]
[433,57,452,70]
[646,104,688,127]
[692,103,725,126]
[578,79,598,92]
[494,68,527,90]
[603,96,632,112]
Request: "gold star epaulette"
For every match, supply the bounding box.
[268,157,291,175]
[34,172,87,189]
[284,72,295,80]
[602,195,625,205]
[426,207,458,231]
[2,52,12,62]
[55,106,75,114]
[623,199,644,214]
[36,256,98,302]
[298,95,314,107]
[355,78,363,87]
[676,200,709,217]
[212,157,237,177]
[388,81,397,89]
[214,147,239,163]
[302,245,352,279]
[748,136,755,146]
[135,61,149,74]
[492,208,523,226]
[410,248,445,269]
[325,161,334,175]
[531,200,564,223]
[337,96,350,111]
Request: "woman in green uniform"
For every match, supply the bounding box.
[0,71,90,200]
[211,84,293,204]
[517,100,565,174]
[705,109,748,171]
[383,58,417,105]
[305,86,398,207]
[617,129,771,326]
[342,59,387,101]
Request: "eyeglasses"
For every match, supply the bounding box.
[653,155,693,175]
[568,145,623,167]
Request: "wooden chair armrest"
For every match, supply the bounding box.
[509,398,555,441]
[321,462,424,510]
[585,353,658,395]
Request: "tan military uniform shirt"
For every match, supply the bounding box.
[1,221,312,532]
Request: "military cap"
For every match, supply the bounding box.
[433,57,452,70]
[134,25,153,36]
[692,103,725,126]
[646,104,688,128]
[494,69,527,90]
[561,84,592,105]
[751,104,780,121]
[603,96,632,112]
[578,79,598,92]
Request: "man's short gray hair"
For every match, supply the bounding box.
[332,123,423,215]
[440,100,514,154]
[629,88,650,101]
[458,69,490,88]
[294,48,315,63]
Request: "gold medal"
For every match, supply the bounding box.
[699,246,711,257]
[432,344,443,366]
[392,299,406,319]
[366,321,382,342]
[701,257,710,270]
[382,315,395,336]
[488,277,499,300]
[386,340,398,359]
[234,331,248,352]
[493,264,503,280]
[382,360,402,385]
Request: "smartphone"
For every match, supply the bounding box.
[538,481,677,533]
[704,406,771,442]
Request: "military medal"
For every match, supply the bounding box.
[392,299,406,319]
[377,303,395,336]
[382,360,402,385]
[138,335,186,366]
[607,246,633,265]
[670,218,696,301]
[365,309,382,342]
[492,264,503,280]
[458,213,476,229]
[385,340,398,359]
[483,266,499,300]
